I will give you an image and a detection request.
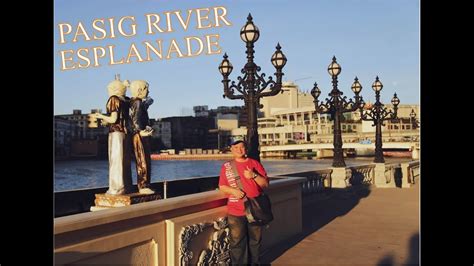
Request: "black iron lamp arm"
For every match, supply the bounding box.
[233,75,248,95]
[383,107,398,120]
[315,97,334,114]
[360,107,375,121]
[256,73,274,92]
[258,69,284,97]
[223,78,245,100]
[340,96,354,113]
[344,94,363,113]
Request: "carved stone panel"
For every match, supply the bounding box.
[179,217,230,266]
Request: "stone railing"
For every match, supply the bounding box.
[349,164,376,186]
[54,176,306,266]
[278,169,332,197]
[303,169,332,195]
[369,162,402,188]
[289,161,418,192]
[384,163,402,187]
[288,164,379,197]
[401,160,420,188]
[410,163,420,183]
[54,176,220,217]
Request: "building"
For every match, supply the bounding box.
[385,104,420,132]
[55,109,108,159]
[162,116,215,151]
[230,81,420,146]
[361,103,420,133]
[260,81,314,117]
[54,117,76,159]
[195,105,248,128]
[150,119,172,149]
[193,105,210,117]
[189,105,246,150]
[55,109,107,139]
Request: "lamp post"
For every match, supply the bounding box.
[359,76,400,163]
[310,56,364,167]
[410,109,419,129]
[219,14,287,161]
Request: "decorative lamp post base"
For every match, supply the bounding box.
[373,163,396,188]
[332,161,347,168]
[330,167,352,188]
[374,157,385,163]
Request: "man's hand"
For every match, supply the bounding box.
[244,166,256,179]
[232,188,246,199]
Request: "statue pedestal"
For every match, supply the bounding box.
[90,192,161,211]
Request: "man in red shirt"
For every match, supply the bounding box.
[219,140,269,265]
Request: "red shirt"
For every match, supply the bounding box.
[218,158,269,216]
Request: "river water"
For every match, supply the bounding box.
[54,157,412,192]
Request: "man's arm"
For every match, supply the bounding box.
[219,185,245,199]
[252,173,269,189]
[244,166,269,189]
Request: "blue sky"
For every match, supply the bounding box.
[54,0,419,118]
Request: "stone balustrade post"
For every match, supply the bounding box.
[400,162,412,188]
[374,163,396,188]
[411,144,420,160]
[331,167,352,188]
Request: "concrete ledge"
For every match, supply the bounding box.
[54,177,309,265]
[55,190,228,234]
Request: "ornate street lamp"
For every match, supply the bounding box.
[410,109,419,129]
[359,76,400,163]
[311,56,364,167]
[219,14,287,161]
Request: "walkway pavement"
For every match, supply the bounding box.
[263,183,419,265]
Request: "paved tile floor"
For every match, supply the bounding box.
[263,183,419,265]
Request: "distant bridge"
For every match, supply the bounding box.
[260,141,418,152]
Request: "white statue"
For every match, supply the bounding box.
[93,79,133,195]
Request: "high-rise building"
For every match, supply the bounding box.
[260,81,314,117]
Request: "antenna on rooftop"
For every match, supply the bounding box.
[294,76,313,82]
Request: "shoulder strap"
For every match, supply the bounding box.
[229,160,244,190]
[229,160,248,202]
